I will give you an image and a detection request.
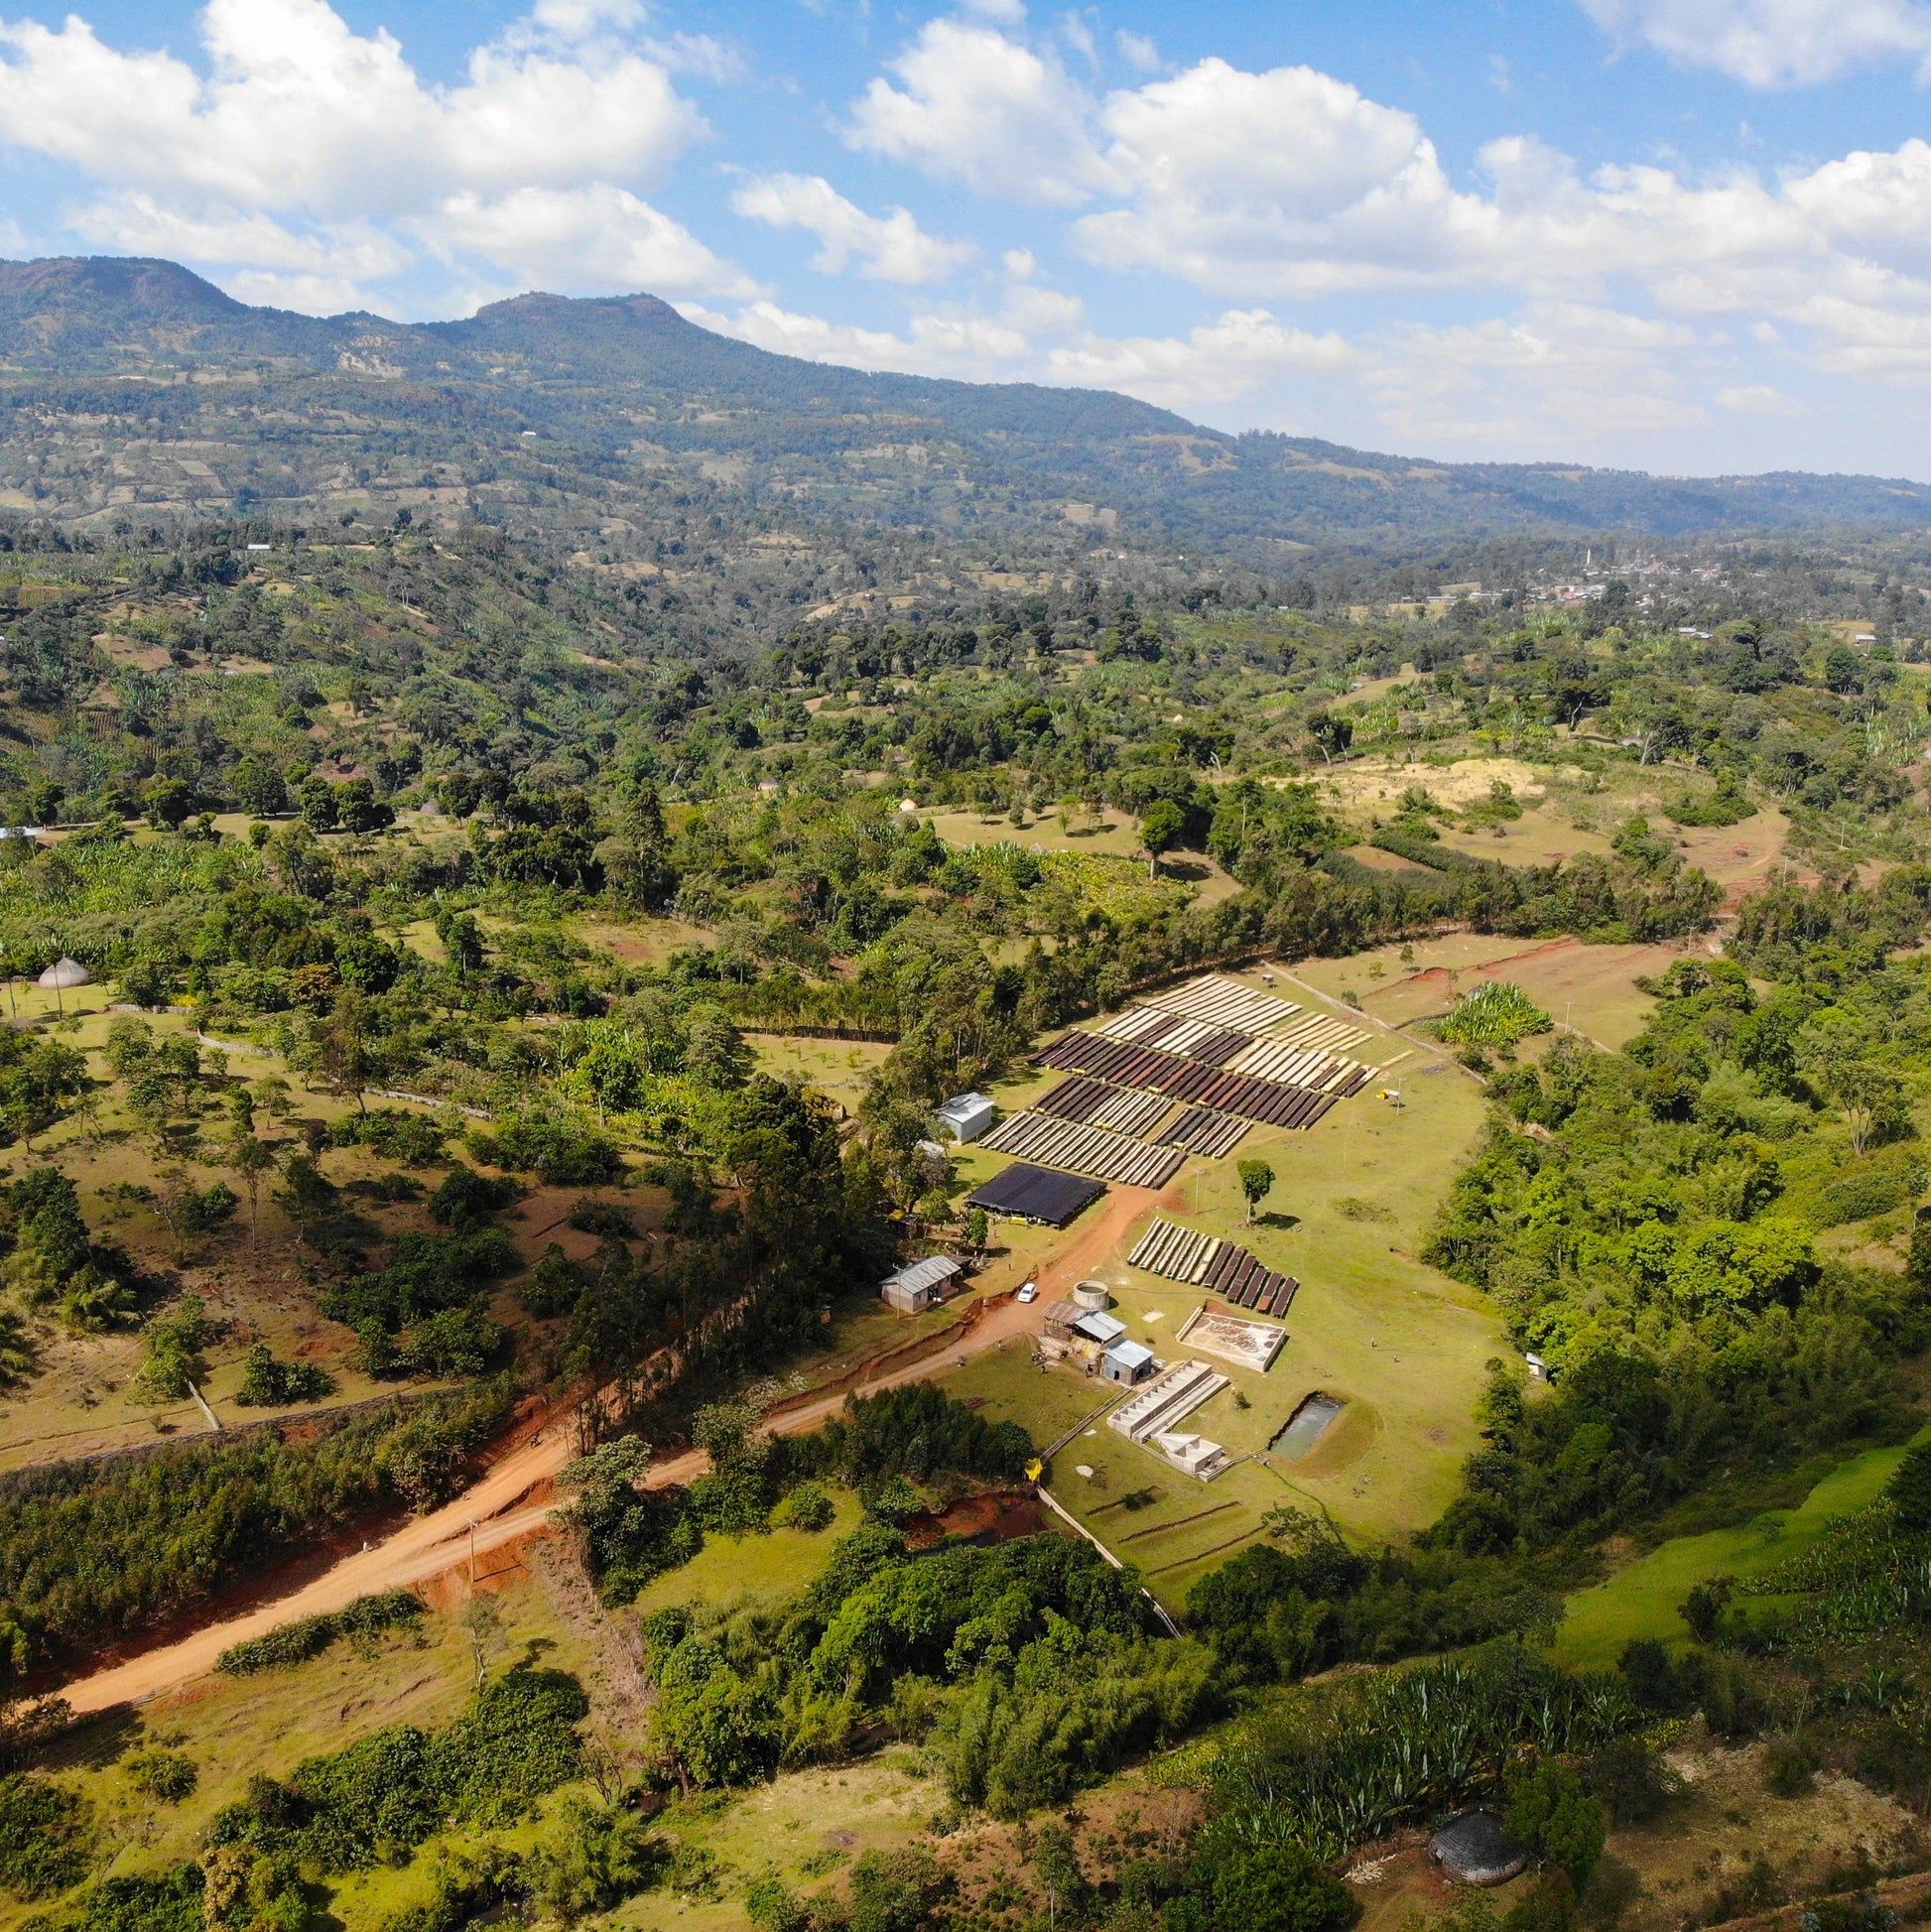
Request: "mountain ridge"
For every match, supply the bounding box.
[0,253,1926,551]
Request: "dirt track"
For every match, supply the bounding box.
[59,1285,1054,1716]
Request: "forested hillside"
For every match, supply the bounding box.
[3,255,1930,580]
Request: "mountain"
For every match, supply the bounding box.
[1,254,1928,558]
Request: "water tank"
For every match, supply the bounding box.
[1072,1279,1110,1311]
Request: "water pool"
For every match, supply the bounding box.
[1270,1392,1345,1459]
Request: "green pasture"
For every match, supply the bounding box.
[631,1489,866,1616]
[1551,1430,1928,1669]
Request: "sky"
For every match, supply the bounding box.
[2,1,1931,477]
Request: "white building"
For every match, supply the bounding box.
[934,1093,996,1143]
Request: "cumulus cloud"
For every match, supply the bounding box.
[1046,310,1355,408]
[0,0,750,309]
[1577,0,1931,86]
[431,187,759,297]
[1367,304,1714,445]
[730,174,975,283]
[689,291,1351,415]
[1079,59,1486,297]
[684,298,1038,381]
[843,15,1112,204]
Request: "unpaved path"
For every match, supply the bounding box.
[60,1289,1048,1716]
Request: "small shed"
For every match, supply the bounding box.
[935,1093,996,1144]
[37,958,91,990]
[879,1253,964,1315]
[1102,1340,1156,1385]
[1429,1812,1528,1887]
[1041,1302,1127,1365]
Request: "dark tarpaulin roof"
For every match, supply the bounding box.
[967,1161,1105,1227]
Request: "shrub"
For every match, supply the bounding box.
[773,1483,835,1532]
[42,1866,206,1932]
[1584,1737,1677,1826]
[0,1772,92,1898]
[1762,1733,1819,1797]
[216,1590,422,1674]
[467,1109,625,1186]
[235,1343,335,1407]
[208,1668,586,1871]
[1438,981,1554,1049]
[1504,1759,1608,1885]
[521,1796,667,1921]
[428,1165,518,1229]
[567,1198,636,1238]
[125,1751,196,1803]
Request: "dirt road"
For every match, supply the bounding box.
[60,1288,1049,1717]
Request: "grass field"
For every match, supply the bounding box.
[631,1489,866,1616]
[746,1033,894,1114]
[1291,930,1688,1051]
[1551,1431,1928,1668]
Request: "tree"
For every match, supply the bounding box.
[1140,799,1187,878]
[1816,1060,1908,1157]
[298,775,339,832]
[314,990,381,1113]
[144,777,194,831]
[230,756,288,819]
[1503,1759,1607,1887]
[460,1592,505,1690]
[274,1152,339,1247]
[1195,1844,1361,1932]
[1237,1158,1275,1224]
[1888,1441,1931,1533]
[1306,711,1353,764]
[225,1128,278,1249]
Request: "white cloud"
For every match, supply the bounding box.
[1368,304,1713,444]
[431,186,759,297]
[685,298,1038,381]
[1719,382,1806,411]
[730,173,975,282]
[1578,0,1931,85]
[1115,30,1162,72]
[689,293,1349,415]
[529,0,645,37]
[1046,309,1355,408]
[1079,59,1483,297]
[843,16,1111,204]
[0,0,746,310]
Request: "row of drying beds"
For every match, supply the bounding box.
[974,973,1378,1197]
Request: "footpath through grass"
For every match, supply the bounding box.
[1552,1430,1929,1669]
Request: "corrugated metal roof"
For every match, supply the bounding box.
[880,1254,964,1294]
[1106,1340,1156,1369]
[1072,1310,1126,1344]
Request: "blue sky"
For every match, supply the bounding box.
[3,0,1931,476]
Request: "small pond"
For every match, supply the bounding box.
[1270,1392,1345,1459]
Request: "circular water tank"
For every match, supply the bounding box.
[37,957,91,990]
[1072,1279,1110,1311]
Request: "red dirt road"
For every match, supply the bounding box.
[59,1287,1052,1716]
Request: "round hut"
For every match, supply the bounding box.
[1429,1812,1528,1887]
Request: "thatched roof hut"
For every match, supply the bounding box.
[37,958,91,990]
[1429,1812,1528,1886]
